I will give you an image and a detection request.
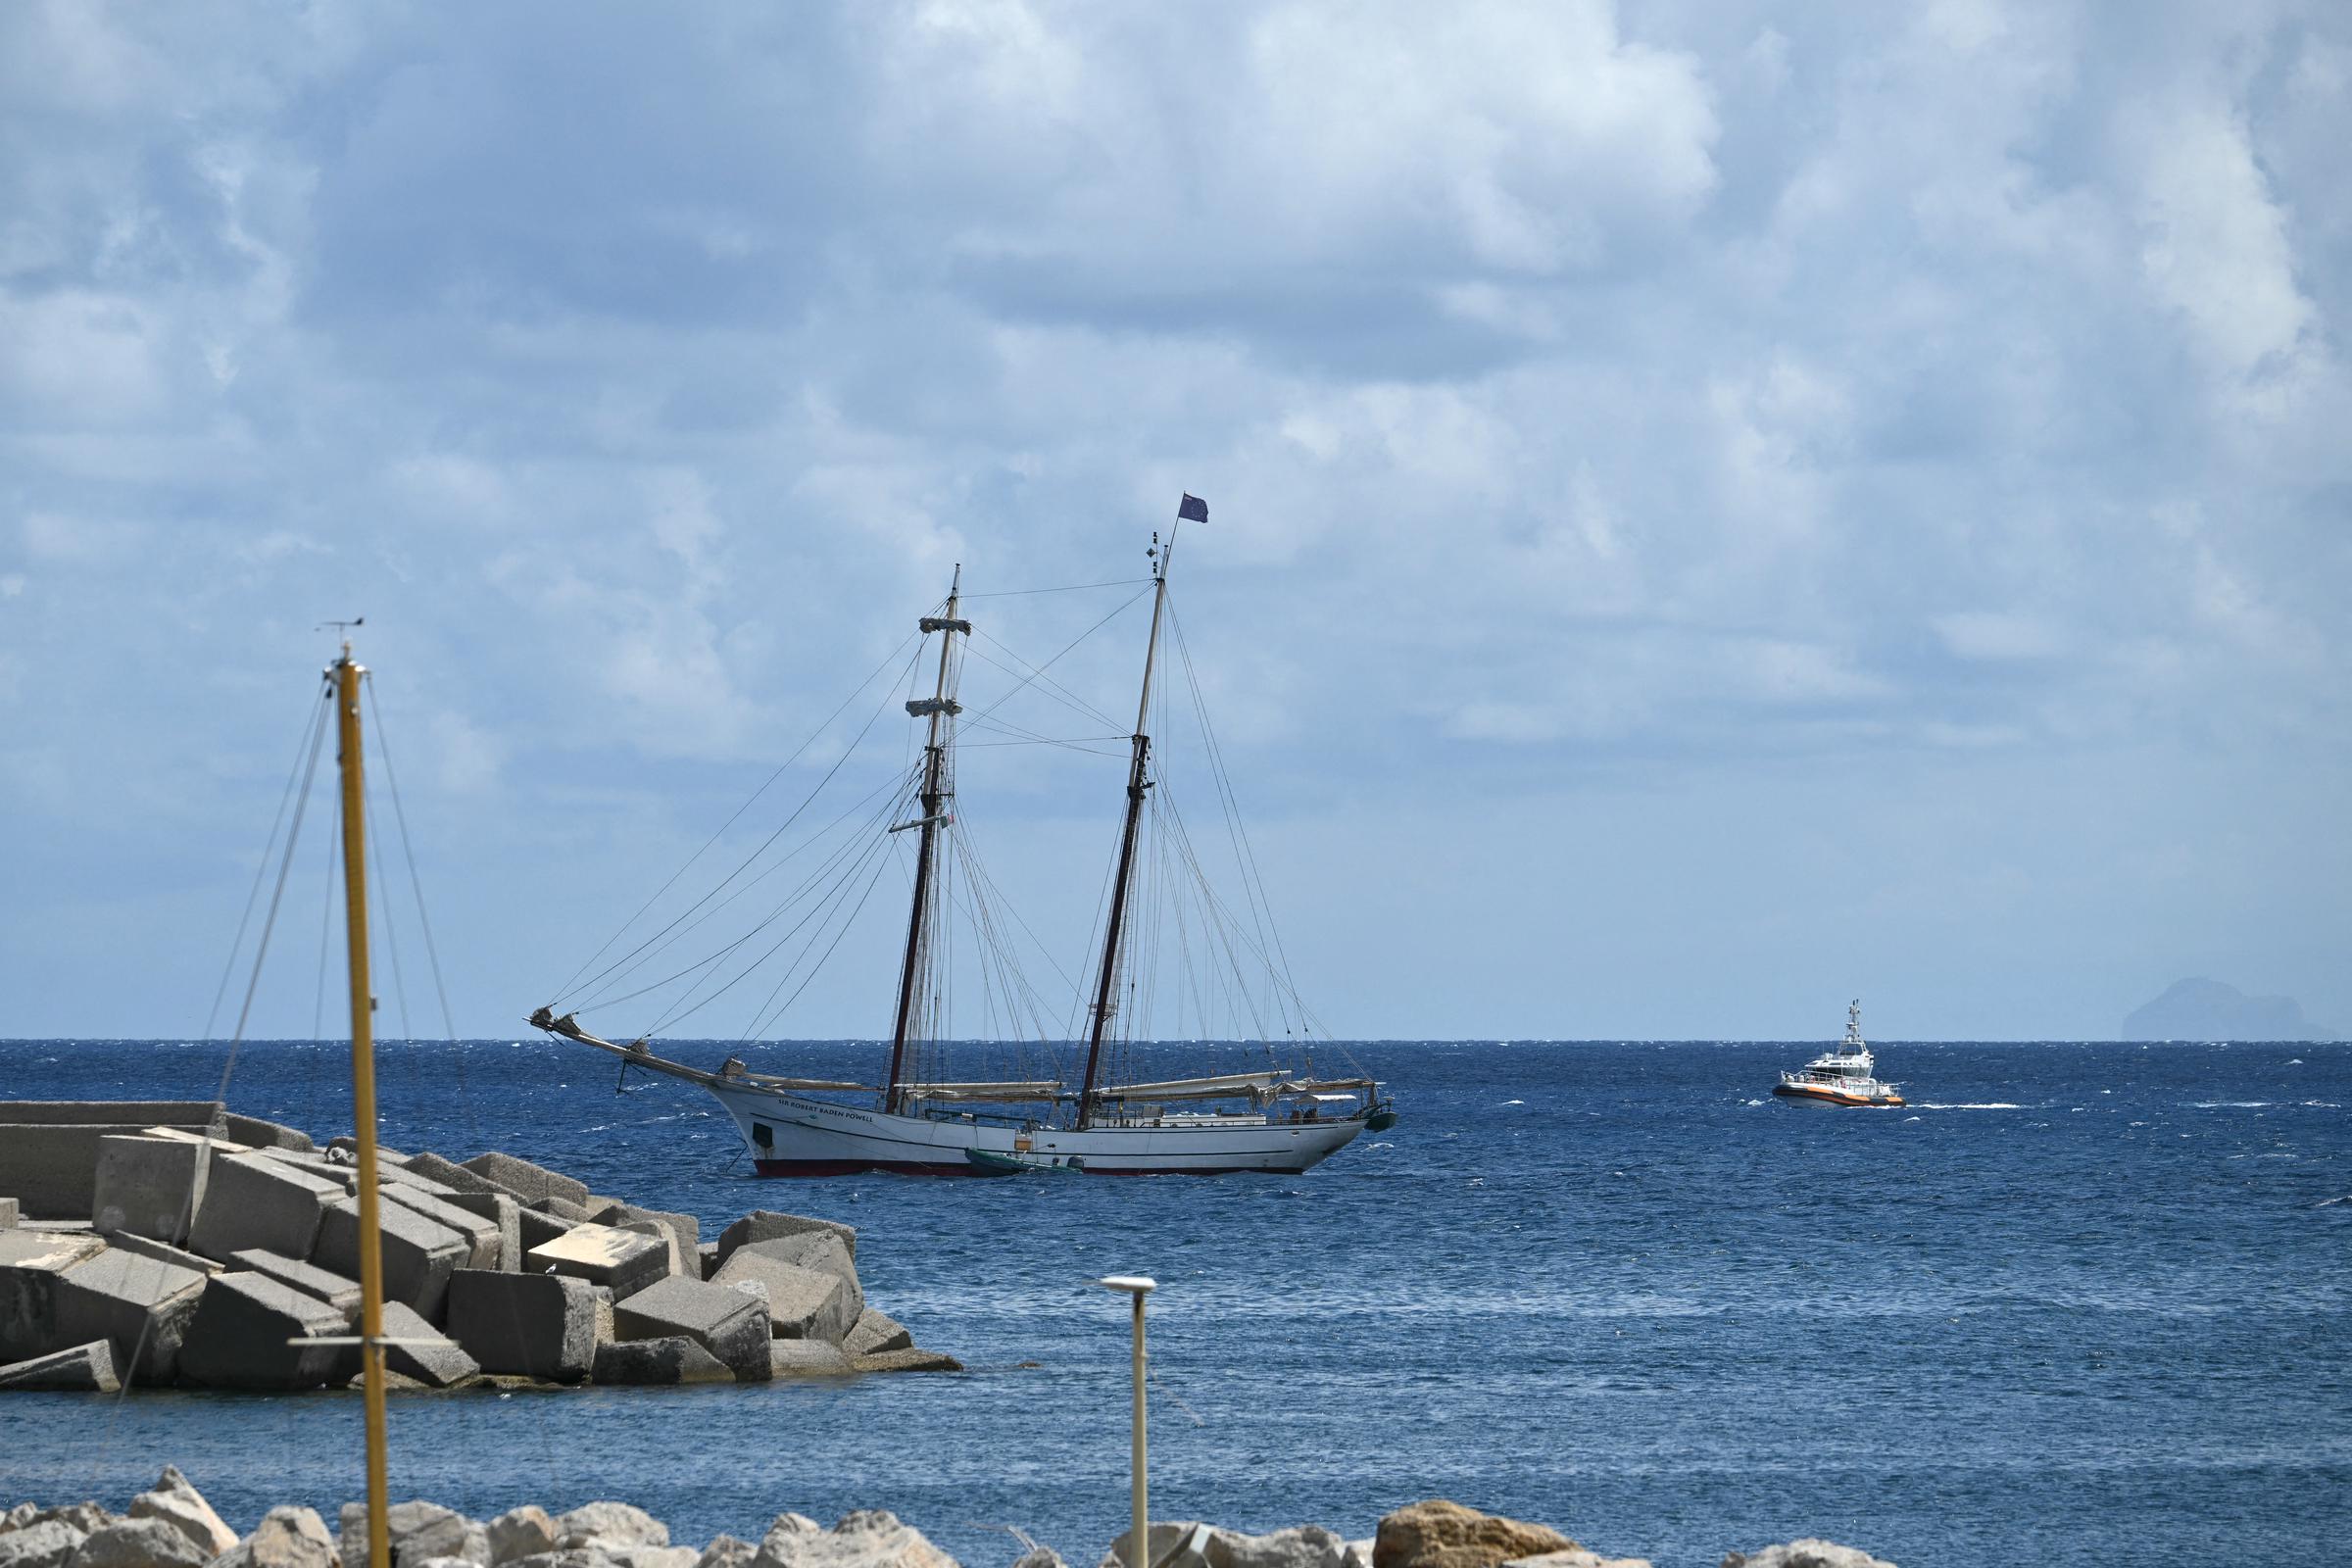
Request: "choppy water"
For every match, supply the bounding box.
[2,1038,2345,1568]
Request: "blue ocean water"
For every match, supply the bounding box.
[1,1037,2345,1568]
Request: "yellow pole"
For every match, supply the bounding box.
[335,648,391,1568]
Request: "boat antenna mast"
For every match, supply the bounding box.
[1078,495,1201,1128]
[1844,998,1864,1056]
[884,566,968,1115]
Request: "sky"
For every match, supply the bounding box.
[2,0,2346,1044]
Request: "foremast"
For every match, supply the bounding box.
[1078,507,1187,1129]
[884,566,967,1115]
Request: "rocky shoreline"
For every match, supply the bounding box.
[0,1101,955,1391]
[0,1476,1895,1568]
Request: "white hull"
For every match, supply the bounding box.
[706,1083,1367,1175]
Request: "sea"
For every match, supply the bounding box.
[2,1037,2345,1568]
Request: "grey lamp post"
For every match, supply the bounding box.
[1093,1275,1157,1566]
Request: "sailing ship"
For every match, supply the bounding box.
[531,496,1391,1175]
[1772,1000,1904,1107]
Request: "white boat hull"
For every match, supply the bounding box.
[706,1084,1367,1175]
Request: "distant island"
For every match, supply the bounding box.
[2123,977,2336,1042]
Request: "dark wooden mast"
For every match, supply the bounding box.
[1078,521,1179,1128]
[884,566,966,1115]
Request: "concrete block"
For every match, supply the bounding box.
[101,1232,221,1275]
[0,1338,120,1392]
[127,1464,239,1560]
[589,1201,699,1260]
[848,1346,962,1373]
[714,1209,856,1268]
[176,1270,351,1389]
[326,1136,411,1165]
[697,1242,719,1280]
[402,1152,519,1200]
[379,1299,480,1389]
[444,1269,596,1382]
[525,1223,668,1300]
[229,1249,363,1323]
[1,1197,17,1228]
[458,1152,589,1208]
[612,1219,688,1280]
[843,1307,912,1356]
[711,1245,857,1345]
[515,1206,578,1254]
[528,1195,596,1223]
[89,1136,211,1244]
[736,1231,861,1317]
[53,1249,208,1383]
[766,1339,856,1378]
[0,1227,107,1360]
[441,1192,521,1272]
[378,1183,500,1269]
[66,1518,209,1568]
[590,1335,732,1385]
[612,1274,771,1382]
[187,1152,345,1264]
[313,1197,467,1321]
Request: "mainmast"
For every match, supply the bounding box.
[884,567,967,1114]
[1078,501,1194,1128]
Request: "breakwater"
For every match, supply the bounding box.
[0,1476,1891,1568]
[0,1101,954,1392]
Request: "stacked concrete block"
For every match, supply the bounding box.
[101,1233,220,1275]
[52,1250,209,1384]
[176,1271,351,1390]
[710,1241,858,1345]
[0,1339,121,1392]
[312,1197,467,1321]
[611,1275,772,1382]
[0,1198,18,1229]
[443,1269,597,1382]
[590,1336,732,1386]
[525,1223,669,1300]
[713,1209,857,1269]
[229,1250,363,1324]
[515,1206,580,1254]
[376,1183,501,1270]
[441,1192,521,1273]
[590,1201,699,1269]
[739,1231,861,1321]
[400,1152,516,1199]
[847,1346,961,1374]
[89,1135,217,1244]
[765,1340,857,1378]
[843,1307,913,1357]
[457,1152,589,1208]
[0,1228,107,1361]
[186,1152,345,1264]
[377,1300,480,1389]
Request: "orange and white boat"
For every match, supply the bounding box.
[1773,1001,1904,1107]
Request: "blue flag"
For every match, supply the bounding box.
[1177,493,1208,522]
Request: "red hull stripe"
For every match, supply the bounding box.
[752,1157,1295,1178]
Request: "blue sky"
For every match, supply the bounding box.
[2,1,2345,1042]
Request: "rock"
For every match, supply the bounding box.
[554,1505,666,1552]
[445,1270,598,1382]
[378,1186,502,1272]
[714,1212,856,1270]
[67,1517,210,1568]
[89,1136,216,1245]
[210,1507,337,1568]
[313,1197,467,1321]
[124,1467,237,1560]
[95,1233,220,1276]
[848,1348,961,1374]
[611,1276,772,1382]
[53,1250,208,1383]
[1718,1545,1895,1568]
[177,1271,351,1390]
[187,1153,347,1265]
[1340,1544,1373,1568]
[841,1309,911,1357]
[378,1299,481,1388]
[0,1228,109,1361]
[338,1501,482,1568]
[1211,1528,1348,1568]
[1101,1524,1211,1568]
[0,1339,121,1393]
[458,1154,589,1209]
[485,1509,557,1566]
[1011,1551,1065,1568]
[1502,1553,1650,1568]
[26,1508,112,1536]
[752,1512,954,1568]
[230,1250,364,1323]
[767,1340,856,1377]
[1373,1503,1576,1568]
[0,1520,86,1568]
[589,1337,732,1386]
[525,1225,669,1302]
[697,1539,758,1568]
[709,1249,854,1346]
